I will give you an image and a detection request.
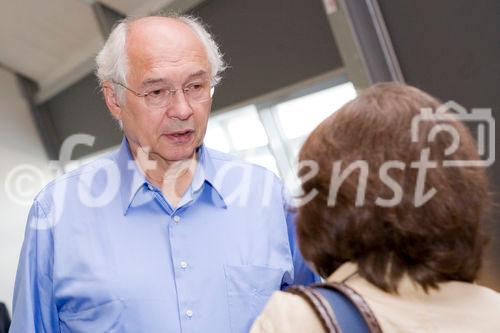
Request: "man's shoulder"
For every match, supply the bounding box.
[204,147,241,163]
[34,149,119,204]
[204,147,286,206]
[205,147,279,178]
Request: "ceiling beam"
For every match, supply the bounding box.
[16,75,61,160]
[0,62,38,85]
[323,0,404,88]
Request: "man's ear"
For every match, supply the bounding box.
[102,82,123,121]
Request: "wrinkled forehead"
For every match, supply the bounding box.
[126,17,209,74]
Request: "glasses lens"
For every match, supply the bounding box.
[144,80,212,110]
[145,88,171,108]
[185,81,211,103]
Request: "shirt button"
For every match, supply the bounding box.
[173,215,180,223]
[186,309,193,318]
[180,261,188,269]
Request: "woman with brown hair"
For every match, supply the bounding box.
[251,83,500,333]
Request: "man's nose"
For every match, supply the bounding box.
[166,90,194,120]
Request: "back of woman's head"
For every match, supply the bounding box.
[297,82,491,292]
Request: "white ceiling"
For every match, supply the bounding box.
[0,0,175,102]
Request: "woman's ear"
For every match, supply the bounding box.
[102,82,123,121]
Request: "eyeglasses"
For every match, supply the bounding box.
[113,79,214,109]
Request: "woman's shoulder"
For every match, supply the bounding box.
[446,281,500,306]
[250,291,325,333]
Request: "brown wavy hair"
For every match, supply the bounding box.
[297,82,491,292]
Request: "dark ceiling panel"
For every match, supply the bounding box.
[42,74,122,159]
[378,0,500,288]
[378,0,499,112]
[191,0,343,110]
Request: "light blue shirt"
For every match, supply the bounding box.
[10,138,319,333]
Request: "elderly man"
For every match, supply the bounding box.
[10,15,317,332]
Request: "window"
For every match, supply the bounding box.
[204,105,280,176]
[205,79,357,194]
[275,83,356,141]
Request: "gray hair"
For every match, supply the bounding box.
[95,14,226,100]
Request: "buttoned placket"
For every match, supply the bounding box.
[145,176,203,332]
[168,208,197,330]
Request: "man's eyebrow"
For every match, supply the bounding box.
[141,78,167,87]
[141,70,209,87]
[187,70,209,79]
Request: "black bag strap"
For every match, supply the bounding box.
[286,282,383,333]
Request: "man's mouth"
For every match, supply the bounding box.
[164,130,194,143]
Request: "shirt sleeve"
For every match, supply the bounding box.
[280,183,321,287]
[284,208,322,286]
[10,200,59,333]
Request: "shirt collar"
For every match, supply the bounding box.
[116,138,148,215]
[193,144,227,209]
[117,138,227,215]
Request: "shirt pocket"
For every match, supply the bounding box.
[224,264,284,333]
[59,299,125,333]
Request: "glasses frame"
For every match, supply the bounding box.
[111,80,215,108]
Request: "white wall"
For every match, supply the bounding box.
[0,67,51,313]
